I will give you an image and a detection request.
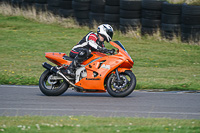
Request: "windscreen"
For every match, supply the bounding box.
[113,41,133,60]
[113,41,127,52]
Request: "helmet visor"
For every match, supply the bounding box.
[106,28,113,41]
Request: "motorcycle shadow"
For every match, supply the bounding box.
[61,90,134,98]
[62,92,111,97]
[38,93,134,98]
[37,89,134,98]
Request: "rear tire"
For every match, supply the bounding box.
[106,70,136,97]
[39,70,69,96]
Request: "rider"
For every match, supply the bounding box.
[65,24,114,77]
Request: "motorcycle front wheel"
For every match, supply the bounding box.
[106,70,136,97]
[39,70,69,96]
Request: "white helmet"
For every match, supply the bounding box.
[97,24,113,42]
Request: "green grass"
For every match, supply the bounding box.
[0,116,199,132]
[0,14,200,90]
[167,0,200,5]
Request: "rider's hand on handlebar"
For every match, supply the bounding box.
[99,47,108,53]
[99,47,115,55]
[108,49,115,55]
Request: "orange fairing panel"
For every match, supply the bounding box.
[120,60,133,68]
[75,56,125,90]
[45,52,71,66]
[82,52,107,65]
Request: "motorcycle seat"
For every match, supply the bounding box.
[63,55,73,61]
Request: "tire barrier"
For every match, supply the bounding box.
[1,0,199,43]
[11,0,23,7]
[47,0,60,15]
[72,0,91,26]
[161,2,182,40]
[104,0,120,29]
[119,0,142,33]
[21,0,35,10]
[58,0,73,18]
[181,3,200,43]
[141,0,164,35]
[89,0,105,26]
[34,0,47,12]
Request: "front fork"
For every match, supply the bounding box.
[115,69,121,81]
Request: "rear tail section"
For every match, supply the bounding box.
[45,52,72,66]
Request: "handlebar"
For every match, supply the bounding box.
[99,48,115,55]
[106,49,115,55]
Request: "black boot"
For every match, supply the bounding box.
[65,59,79,77]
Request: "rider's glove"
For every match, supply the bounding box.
[98,47,108,53]
[108,49,115,55]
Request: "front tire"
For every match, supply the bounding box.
[106,70,136,97]
[39,70,69,96]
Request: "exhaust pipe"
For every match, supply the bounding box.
[42,62,58,73]
[42,62,83,90]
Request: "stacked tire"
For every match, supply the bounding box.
[21,0,35,10]
[47,0,60,15]
[104,0,120,29]
[58,0,73,18]
[89,0,105,26]
[1,0,11,4]
[119,0,142,33]
[181,3,200,43]
[11,0,23,7]
[141,0,164,35]
[35,0,47,11]
[73,0,90,26]
[161,2,182,40]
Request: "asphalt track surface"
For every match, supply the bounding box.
[0,85,200,119]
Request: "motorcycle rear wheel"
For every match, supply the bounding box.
[106,70,136,97]
[39,70,69,96]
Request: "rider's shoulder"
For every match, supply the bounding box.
[88,31,97,36]
[88,32,98,39]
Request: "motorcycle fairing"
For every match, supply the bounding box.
[74,55,131,90]
[45,52,72,66]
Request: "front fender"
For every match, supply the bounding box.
[117,68,132,73]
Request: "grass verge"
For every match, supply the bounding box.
[0,116,199,132]
[0,3,200,91]
[167,0,200,5]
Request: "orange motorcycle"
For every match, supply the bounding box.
[39,41,136,97]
